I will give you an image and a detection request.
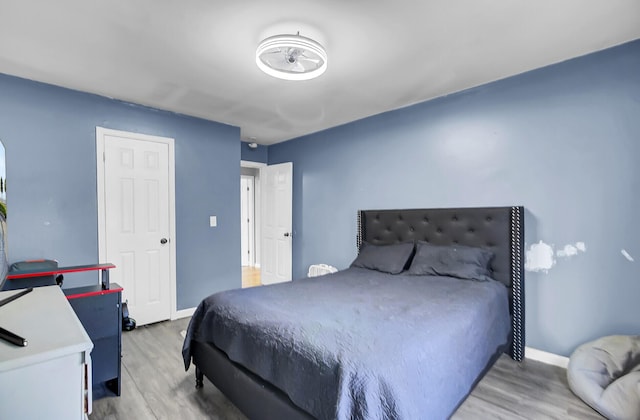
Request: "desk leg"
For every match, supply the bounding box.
[195,367,203,389]
[101,269,110,290]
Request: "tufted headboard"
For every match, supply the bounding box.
[357,206,525,361]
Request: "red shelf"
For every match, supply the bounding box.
[6,263,116,280]
[65,283,123,300]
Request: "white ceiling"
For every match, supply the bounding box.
[1,1,639,145]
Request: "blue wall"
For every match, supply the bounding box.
[269,39,640,356]
[0,74,241,309]
[241,141,268,163]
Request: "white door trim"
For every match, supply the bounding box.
[240,160,267,169]
[96,127,178,320]
[241,160,266,268]
[240,175,256,267]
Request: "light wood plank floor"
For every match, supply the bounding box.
[242,266,261,288]
[90,318,603,420]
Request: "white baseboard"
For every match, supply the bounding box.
[525,346,569,368]
[172,307,196,320]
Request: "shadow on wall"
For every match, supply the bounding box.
[523,209,540,350]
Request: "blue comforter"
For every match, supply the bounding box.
[182,267,510,419]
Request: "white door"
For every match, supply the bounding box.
[261,162,293,284]
[240,175,255,266]
[97,127,175,326]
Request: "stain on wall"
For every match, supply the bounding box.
[557,242,585,258]
[621,249,635,262]
[525,241,556,272]
[526,241,586,272]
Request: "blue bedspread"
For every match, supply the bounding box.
[182,267,510,420]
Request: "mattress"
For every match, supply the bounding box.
[182,267,511,420]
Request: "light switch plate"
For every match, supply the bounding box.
[209,216,217,227]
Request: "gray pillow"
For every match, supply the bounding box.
[406,242,494,281]
[350,242,414,274]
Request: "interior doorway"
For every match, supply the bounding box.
[239,160,293,288]
[240,162,264,288]
[96,127,177,325]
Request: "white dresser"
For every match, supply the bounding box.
[0,286,93,419]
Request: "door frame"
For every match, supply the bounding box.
[240,174,256,266]
[96,127,179,320]
[241,160,266,269]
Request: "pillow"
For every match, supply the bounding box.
[350,242,415,274]
[567,335,640,420]
[406,242,494,281]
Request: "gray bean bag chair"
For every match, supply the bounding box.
[567,335,640,420]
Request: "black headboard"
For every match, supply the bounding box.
[357,206,525,361]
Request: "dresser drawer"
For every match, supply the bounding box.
[68,292,120,340]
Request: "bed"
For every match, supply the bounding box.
[182,206,525,419]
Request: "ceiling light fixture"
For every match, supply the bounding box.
[256,32,327,81]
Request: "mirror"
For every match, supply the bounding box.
[0,140,6,289]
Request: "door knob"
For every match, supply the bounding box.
[160,238,168,244]
[284,232,291,237]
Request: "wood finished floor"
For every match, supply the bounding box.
[241,266,261,288]
[90,318,603,420]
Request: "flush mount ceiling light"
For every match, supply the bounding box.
[256,33,327,81]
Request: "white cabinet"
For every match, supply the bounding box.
[0,286,93,419]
